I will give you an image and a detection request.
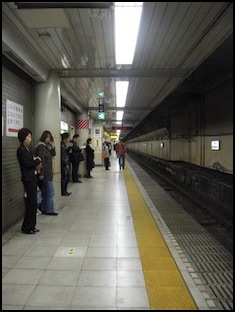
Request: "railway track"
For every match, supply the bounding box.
[130,154,233,255]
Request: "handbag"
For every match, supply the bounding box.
[102,150,106,159]
[78,152,84,162]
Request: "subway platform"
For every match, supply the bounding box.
[2,153,232,310]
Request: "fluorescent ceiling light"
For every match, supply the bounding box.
[61,53,70,69]
[116,110,124,121]
[115,2,143,64]
[116,81,129,107]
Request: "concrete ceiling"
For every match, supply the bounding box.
[2,2,233,139]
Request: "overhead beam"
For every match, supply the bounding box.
[56,68,191,78]
[88,106,152,111]
[15,2,113,9]
[96,119,140,123]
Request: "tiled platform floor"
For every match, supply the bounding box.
[2,154,150,310]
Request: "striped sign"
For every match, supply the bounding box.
[76,119,89,129]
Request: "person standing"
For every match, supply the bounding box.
[103,141,110,170]
[17,128,42,234]
[35,130,58,215]
[113,141,117,155]
[115,138,127,170]
[69,134,82,183]
[85,138,95,178]
[61,132,72,195]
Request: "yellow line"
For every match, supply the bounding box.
[123,165,198,310]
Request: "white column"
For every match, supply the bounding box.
[77,113,90,177]
[34,72,61,209]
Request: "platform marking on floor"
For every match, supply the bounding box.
[123,165,197,310]
[67,248,75,255]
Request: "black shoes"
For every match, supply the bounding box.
[42,211,58,215]
[22,230,35,234]
[87,176,94,178]
[22,228,40,234]
[73,180,82,183]
[61,191,72,196]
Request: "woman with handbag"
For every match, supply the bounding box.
[35,130,58,215]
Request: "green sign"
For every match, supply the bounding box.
[98,112,105,120]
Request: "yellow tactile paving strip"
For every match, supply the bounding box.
[123,165,198,310]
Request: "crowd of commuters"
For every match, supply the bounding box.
[17,128,127,234]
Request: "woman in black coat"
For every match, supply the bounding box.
[17,128,42,234]
[85,138,95,178]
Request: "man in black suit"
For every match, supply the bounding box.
[60,132,72,196]
[69,134,83,183]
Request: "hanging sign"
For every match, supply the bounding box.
[98,112,105,120]
[94,127,102,138]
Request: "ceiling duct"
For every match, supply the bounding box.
[3,48,40,80]
[2,16,49,82]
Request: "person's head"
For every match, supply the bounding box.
[87,138,92,145]
[40,130,54,144]
[61,132,70,143]
[73,134,80,142]
[18,128,32,146]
